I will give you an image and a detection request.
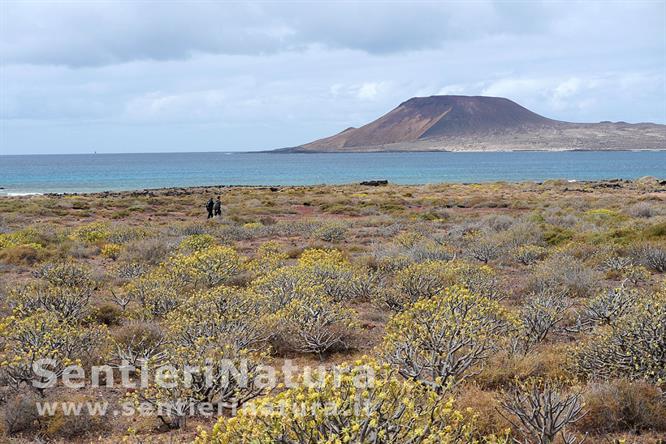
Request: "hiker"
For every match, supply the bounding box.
[214,196,222,217]
[206,198,214,219]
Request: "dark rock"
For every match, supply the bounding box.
[360,180,388,186]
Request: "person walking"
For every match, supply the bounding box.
[214,196,222,217]
[206,197,214,219]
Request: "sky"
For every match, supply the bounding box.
[1,1,665,154]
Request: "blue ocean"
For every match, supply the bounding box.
[0,151,665,195]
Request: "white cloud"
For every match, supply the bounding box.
[124,90,228,121]
[1,1,664,153]
[357,82,385,100]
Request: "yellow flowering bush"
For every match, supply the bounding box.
[0,310,107,395]
[165,245,242,288]
[107,225,151,244]
[196,359,482,444]
[177,233,217,253]
[0,228,46,250]
[452,261,501,300]
[122,271,185,319]
[252,248,374,308]
[101,243,122,260]
[165,285,273,352]
[393,260,450,303]
[37,261,95,288]
[247,241,288,275]
[137,287,269,428]
[297,248,348,266]
[243,222,263,230]
[383,286,514,390]
[584,208,625,226]
[299,248,375,302]
[0,233,10,250]
[252,266,318,310]
[387,260,500,310]
[622,264,650,285]
[69,222,111,244]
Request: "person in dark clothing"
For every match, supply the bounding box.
[206,198,214,219]
[214,196,222,216]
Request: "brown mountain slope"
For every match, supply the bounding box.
[285,95,665,152]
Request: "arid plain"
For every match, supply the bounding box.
[0,178,665,443]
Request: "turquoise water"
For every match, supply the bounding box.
[0,151,664,195]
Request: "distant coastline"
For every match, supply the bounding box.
[273,147,666,153]
[2,176,665,200]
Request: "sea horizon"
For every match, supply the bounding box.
[3,148,666,157]
[1,151,665,196]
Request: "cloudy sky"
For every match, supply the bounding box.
[1,1,665,154]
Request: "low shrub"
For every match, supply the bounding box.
[631,242,666,272]
[43,394,110,439]
[113,261,147,282]
[407,240,456,263]
[578,379,666,434]
[513,244,547,265]
[69,222,111,244]
[12,261,96,319]
[277,287,358,358]
[177,233,218,253]
[513,289,571,354]
[0,244,46,265]
[628,202,658,218]
[499,379,584,444]
[576,285,639,328]
[121,238,173,265]
[110,320,167,367]
[526,254,600,298]
[383,286,513,390]
[196,359,482,443]
[100,243,122,260]
[475,347,571,390]
[3,393,40,435]
[573,290,666,384]
[92,303,124,326]
[456,386,511,437]
[313,221,348,242]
